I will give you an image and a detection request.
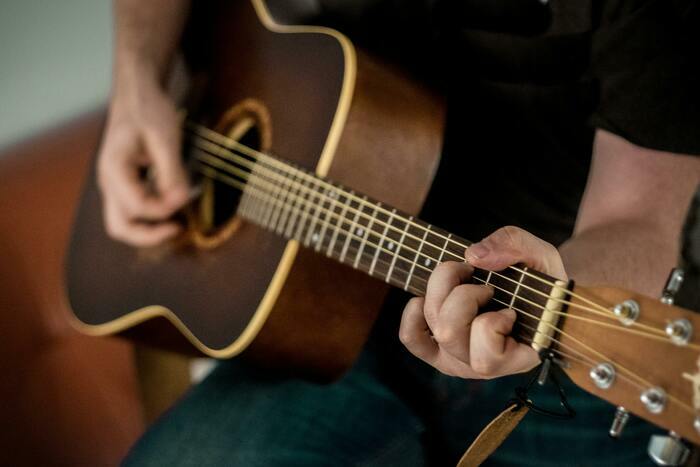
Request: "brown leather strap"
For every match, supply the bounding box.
[456,403,529,467]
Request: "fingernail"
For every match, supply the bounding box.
[467,242,489,260]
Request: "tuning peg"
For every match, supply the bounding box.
[648,432,690,466]
[609,406,630,438]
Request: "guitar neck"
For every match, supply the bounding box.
[189,137,562,344]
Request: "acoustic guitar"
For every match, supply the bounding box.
[66,0,700,449]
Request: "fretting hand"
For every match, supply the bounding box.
[399,226,568,379]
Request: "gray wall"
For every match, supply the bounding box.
[0,0,112,149]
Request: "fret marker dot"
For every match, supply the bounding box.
[387,242,395,251]
[356,228,364,236]
[311,233,320,243]
[424,258,432,267]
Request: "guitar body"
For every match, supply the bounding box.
[67,0,444,380]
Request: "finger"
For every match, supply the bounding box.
[142,112,190,207]
[104,196,182,247]
[99,138,184,221]
[399,297,482,379]
[469,309,540,378]
[399,297,439,362]
[423,261,473,329]
[432,284,493,362]
[465,225,567,279]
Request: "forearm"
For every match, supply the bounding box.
[113,0,190,91]
[558,130,699,297]
[559,219,679,297]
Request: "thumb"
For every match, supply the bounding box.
[465,226,567,280]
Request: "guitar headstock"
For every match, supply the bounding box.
[555,283,700,445]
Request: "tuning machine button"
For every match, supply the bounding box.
[648,432,690,466]
[590,363,616,389]
[641,387,667,414]
[609,406,630,438]
[613,299,640,326]
[665,319,693,346]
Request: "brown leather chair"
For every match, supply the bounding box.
[0,111,145,466]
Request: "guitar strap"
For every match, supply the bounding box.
[456,402,529,467]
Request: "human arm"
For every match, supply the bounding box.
[98,0,192,247]
[399,129,700,379]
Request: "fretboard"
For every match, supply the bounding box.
[192,142,561,345]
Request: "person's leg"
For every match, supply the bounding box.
[428,372,658,467]
[124,352,425,466]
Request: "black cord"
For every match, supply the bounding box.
[508,351,576,420]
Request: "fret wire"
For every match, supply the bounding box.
[509,268,527,308]
[247,173,267,223]
[237,177,253,219]
[291,177,313,242]
[339,196,364,263]
[387,216,413,285]
[313,187,333,249]
[354,202,379,269]
[436,232,452,264]
[314,187,336,252]
[327,191,353,257]
[276,169,300,236]
[274,171,294,234]
[241,171,266,224]
[259,164,284,229]
[265,163,289,230]
[283,170,303,239]
[370,208,394,277]
[405,224,430,291]
[303,180,325,247]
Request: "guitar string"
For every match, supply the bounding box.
[192,156,688,348]
[487,296,694,414]
[193,162,695,416]
[189,141,670,340]
[473,276,700,350]
[188,124,678,336]
[512,325,649,394]
[192,151,673,342]
[192,140,669,337]
[188,136,665,335]
[187,122,618,319]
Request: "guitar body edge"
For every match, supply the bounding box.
[66,0,445,381]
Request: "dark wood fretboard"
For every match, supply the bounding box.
[191,142,564,345]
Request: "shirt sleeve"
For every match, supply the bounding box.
[589,0,700,155]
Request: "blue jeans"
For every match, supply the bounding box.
[124,308,657,466]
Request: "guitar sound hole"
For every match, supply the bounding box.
[188,98,272,249]
[208,125,260,230]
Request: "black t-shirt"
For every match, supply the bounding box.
[309,0,700,246]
